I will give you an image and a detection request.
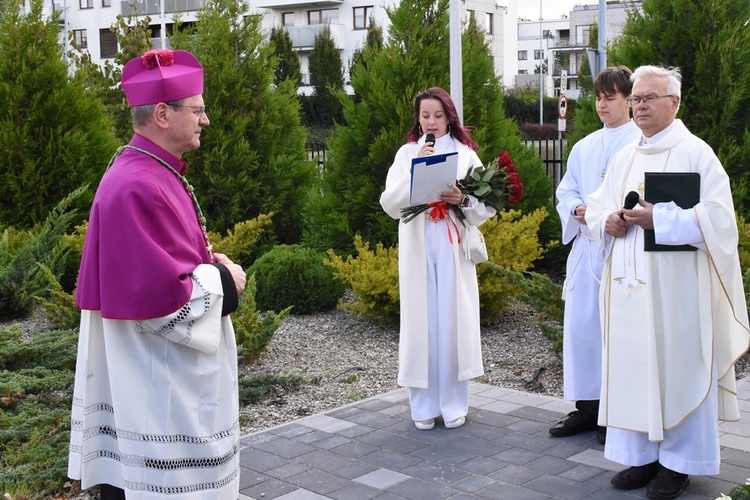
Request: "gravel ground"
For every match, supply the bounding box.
[237,301,563,435]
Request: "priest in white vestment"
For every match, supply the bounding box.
[68,50,246,499]
[553,66,640,444]
[586,65,749,500]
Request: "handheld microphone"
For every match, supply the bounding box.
[425,133,435,146]
[620,191,640,220]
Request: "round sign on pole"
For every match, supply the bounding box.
[558,95,568,119]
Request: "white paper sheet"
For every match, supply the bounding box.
[409,152,459,205]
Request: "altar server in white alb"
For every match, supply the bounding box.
[552,66,639,445]
[68,49,246,499]
[585,65,750,500]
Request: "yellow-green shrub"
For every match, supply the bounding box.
[477,207,552,319]
[325,236,400,324]
[326,208,552,324]
[208,213,274,267]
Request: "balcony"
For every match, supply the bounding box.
[121,0,206,16]
[256,0,342,8]
[285,23,344,50]
[553,36,589,49]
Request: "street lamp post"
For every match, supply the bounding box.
[538,0,543,125]
[449,0,463,123]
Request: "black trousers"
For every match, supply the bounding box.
[576,399,600,419]
[99,484,126,500]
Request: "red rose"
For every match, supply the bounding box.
[497,151,513,168]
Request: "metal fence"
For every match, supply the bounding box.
[305,138,566,200]
[525,138,567,202]
[306,140,327,169]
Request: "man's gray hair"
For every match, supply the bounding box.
[130,99,184,128]
[631,65,682,98]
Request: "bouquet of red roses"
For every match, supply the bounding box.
[400,151,523,224]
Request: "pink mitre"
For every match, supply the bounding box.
[121,49,203,107]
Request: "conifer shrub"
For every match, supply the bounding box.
[489,267,563,352]
[737,214,750,272]
[0,188,86,321]
[232,274,290,364]
[325,236,401,324]
[249,244,346,315]
[726,482,750,500]
[37,264,80,331]
[0,325,77,498]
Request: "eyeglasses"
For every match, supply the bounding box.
[170,104,207,117]
[626,95,675,107]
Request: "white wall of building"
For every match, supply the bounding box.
[54,0,517,91]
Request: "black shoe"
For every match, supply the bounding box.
[549,410,598,437]
[646,465,689,499]
[596,426,607,444]
[611,461,660,490]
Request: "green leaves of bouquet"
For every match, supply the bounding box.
[400,150,523,224]
[457,151,524,214]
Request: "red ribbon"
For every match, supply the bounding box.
[428,201,449,221]
[427,202,461,244]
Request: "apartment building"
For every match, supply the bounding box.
[515,0,642,99]
[50,0,518,91]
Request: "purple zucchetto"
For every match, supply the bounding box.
[121,49,204,107]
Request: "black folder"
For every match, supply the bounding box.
[643,172,700,251]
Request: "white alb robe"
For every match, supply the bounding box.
[68,264,240,499]
[556,120,640,401]
[380,137,496,389]
[586,119,750,442]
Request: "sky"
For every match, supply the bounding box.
[516,1,595,21]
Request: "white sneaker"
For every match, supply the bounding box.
[445,416,465,429]
[414,419,435,430]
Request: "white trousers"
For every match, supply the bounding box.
[409,219,468,422]
[604,371,720,476]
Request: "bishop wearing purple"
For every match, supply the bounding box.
[68,49,246,499]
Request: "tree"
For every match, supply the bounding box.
[269,26,301,87]
[170,0,315,246]
[577,23,597,94]
[348,16,384,83]
[0,0,118,228]
[302,0,551,252]
[69,12,154,144]
[308,25,345,127]
[609,0,750,212]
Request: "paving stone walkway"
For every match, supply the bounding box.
[237,377,750,499]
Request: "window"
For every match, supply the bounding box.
[353,6,373,30]
[72,29,87,48]
[485,12,493,34]
[534,49,543,60]
[79,0,92,8]
[282,12,294,26]
[519,70,528,75]
[518,50,527,60]
[308,8,338,25]
[99,28,117,58]
[576,24,590,46]
[101,0,110,7]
